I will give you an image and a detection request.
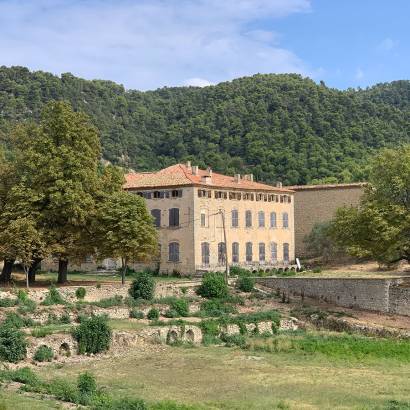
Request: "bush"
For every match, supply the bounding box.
[129,273,155,300]
[312,267,322,274]
[77,372,97,396]
[76,287,87,300]
[3,312,34,328]
[152,401,202,410]
[229,266,251,277]
[196,272,228,299]
[169,298,189,317]
[129,309,144,319]
[92,295,123,308]
[34,345,54,362]
[42,285,66,305]
[147,308,160,320]
[110,398,148,410]
[0,324,27,362]
[73,315,112,355]
[199,299,237,317]
[11,367,41,385]
[0,298,18,307]
[220,333,248,348]
[17,298,37,314]
[59,311,72,324]
[31,327,53,338]
[49,378,79,403]
[237,276,255,292]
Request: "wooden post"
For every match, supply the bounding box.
[220,210,229,283]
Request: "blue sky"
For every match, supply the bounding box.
[0,0,408,90]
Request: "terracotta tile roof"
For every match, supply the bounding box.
[124,164,293,193]
[288,182,367,191]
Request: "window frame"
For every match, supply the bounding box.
[168,242,180,262]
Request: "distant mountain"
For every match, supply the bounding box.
[1,66,409,185]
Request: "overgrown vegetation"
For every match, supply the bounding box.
[41,286,66,306]
[33,345,54,362]
[75,287,86,300]
[129,273,156,301]
[0,323,27,362]
[237,276,255,292]
[73,315,112,355]
[196,272,228,299]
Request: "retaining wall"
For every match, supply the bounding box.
[255,277,410,316]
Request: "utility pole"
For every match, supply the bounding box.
[220,210,229,283]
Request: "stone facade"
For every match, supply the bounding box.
[287,183,365,257]
[126,163,295,275]
[255,276,410,316]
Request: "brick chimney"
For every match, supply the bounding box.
[244,174,254,182]
[206,167,212,177]
[192,165,199,175]
[276,181,283,188]
[234,174,241,183]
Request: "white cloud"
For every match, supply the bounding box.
[0,0,312,90]
[378,37,397,51]
[355,68,364,80]
[184,78,214,87]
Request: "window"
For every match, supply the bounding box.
[282,212,289,229]
[200,210,207,227]
[270,242,277,262]
[169,242,180,262]
[153,191,161,199]
[245,210,252,227]
[201,242,210,266]
[283,243,290,262]
[229,192,241,200]
[231,209,239,227]
[270,212,277,228]
[232,242,239,263]
[171,189,182,198]
[215,191,227,199]
[151,209,161,228]
[258,211,265,227]
[259,243,265,262]
[218,242,226,265]
[246,242,253,262]
[169,208,180,227]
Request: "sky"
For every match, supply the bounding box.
[0,0,409,91]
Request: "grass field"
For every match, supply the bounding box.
[27,337,410,410]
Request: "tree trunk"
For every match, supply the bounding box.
[0,259,15,284]
[28,258,42,285]
[121,257,127,286]
[57,259,68,284]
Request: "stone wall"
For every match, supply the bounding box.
[255,276,410,316]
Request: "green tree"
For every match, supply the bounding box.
[96,191,158,285]
[9,101,101,283]
[331,146,410,266]
[0,217,46,288]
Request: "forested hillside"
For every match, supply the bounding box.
[1,66,409,185]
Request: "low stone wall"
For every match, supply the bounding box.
[255,277,410,316]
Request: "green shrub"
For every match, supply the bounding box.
[237,276,255,292]
[92,295,123,308]
[220,333,248,348]
[42,285,66,305]
[17,298,37,314]
[199,299,237,317]
[76,287,87,300]
[152,401,202,410]
[169,298,189,317]
[31,327,53,338]
[147,308,160,320]
[129,273,155,300]
[3,312,34,328]
[73,315,112,355]
[77,372,97,396]
[110,398,148,410]
[164,309,179,318]
[0,324,27,362]
[34,345,54,362]
[59,311,72,324]
[49,378,79,403]
[129,309,144,319]
[17,289,28,302]
[11,367,41,385]
[196,272,228,299]
[312,267,322,274]
[229,266,251,277]
[0,298,18,307]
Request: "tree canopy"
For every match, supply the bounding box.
[1,66,409,185]
[331,145,410,266]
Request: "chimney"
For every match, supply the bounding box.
[201,175,212,184]
[234,174,241,183]
[192,165,199,175]
[276,181,283,188]
[244,174,254,182]
[206,167,212,177]
[186,161,192,171]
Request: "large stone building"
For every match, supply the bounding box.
[124,163,295,275]
[288,183,366,257]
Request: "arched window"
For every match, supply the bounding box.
[259,243,265,261]
[245,210,252,227]
[258,211,265,228]
[201,242,210,266]
[270,242,277,262]
[283,243,290,262]
[169,242,180,262]
[270,212,277,228]
[282,212,289,229]
[218,242,226,265]
[151,209,161,228]
[246,242,253,262]
[169,208,180,227]
[200,210,207,227]
[232,242,239,263]
[231,209,239,227]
